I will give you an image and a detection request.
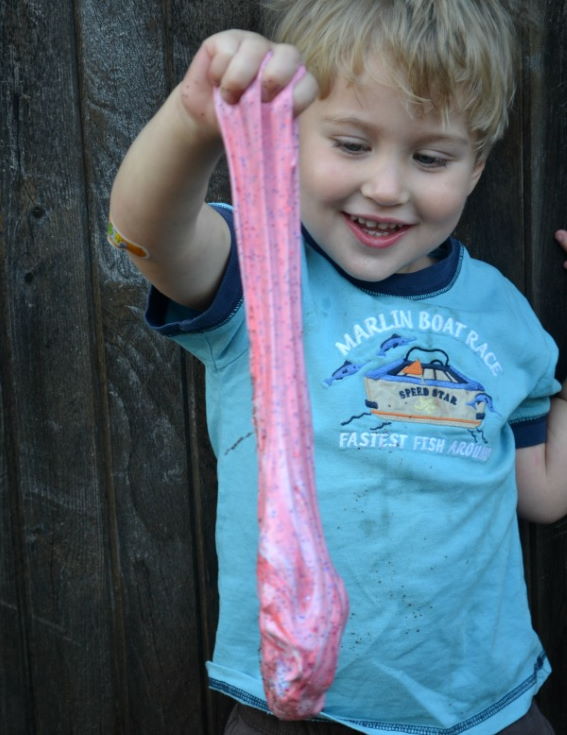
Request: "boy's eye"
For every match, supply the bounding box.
[333,139,370,154]
[414,152,449,168]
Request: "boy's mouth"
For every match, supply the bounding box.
[348,215,406,236]
[344,213,411,248]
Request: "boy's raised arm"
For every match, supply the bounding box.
[108,31,317,310]
[516,230,567,523]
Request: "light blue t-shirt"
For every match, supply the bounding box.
[147,205,560,734]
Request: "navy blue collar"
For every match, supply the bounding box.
[301,226,462,299]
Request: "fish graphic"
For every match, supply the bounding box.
[466,392,495,412]
[324,360,364,386]
[377,334,416,357]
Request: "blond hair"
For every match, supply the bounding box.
[264,0,522,158]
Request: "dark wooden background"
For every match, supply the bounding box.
[1,1,566,733]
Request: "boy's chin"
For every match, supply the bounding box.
[337,255,436,283]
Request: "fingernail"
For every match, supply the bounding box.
[261,81,281,102]
[221,87,238,104]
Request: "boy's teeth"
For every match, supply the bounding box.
[350,215,403,232]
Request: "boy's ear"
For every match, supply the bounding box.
[468,159,486,194]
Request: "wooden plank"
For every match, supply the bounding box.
[0,354,31,734]
[0,8,31,732]
[455,82,527,289]
[523,4,567,733]
[1,0,117,731]
[75,0,212,731]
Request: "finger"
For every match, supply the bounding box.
[204,31,246,88]
[260,44,303,101]
[181,41,216,99]
[259,46,319,114]
[555,230,567,269]
[214,35,273,103]
[291,72,320,116]
[555,229,567,248]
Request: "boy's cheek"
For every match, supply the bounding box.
[421,195,467,226]
[300,156,351,198]
[423,175,476,219]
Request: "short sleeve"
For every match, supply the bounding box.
[509,330,561,448]
[144,204,248,367]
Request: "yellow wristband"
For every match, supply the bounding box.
[107,222,149,259]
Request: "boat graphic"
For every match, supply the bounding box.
[363,347,491,428]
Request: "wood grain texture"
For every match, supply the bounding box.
[456,99,527,289]
[76,0,207,732]
[0,0,565,733]
[522,5,567,733]
[0,322,31,735]
[1,0,116,731]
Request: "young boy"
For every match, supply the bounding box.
[109,1,567,732]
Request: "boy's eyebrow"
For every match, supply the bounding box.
[322,114,378,133]
[322,115,470,147]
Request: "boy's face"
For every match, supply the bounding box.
[298,65,485,282]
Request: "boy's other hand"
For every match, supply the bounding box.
[179,30,318,138]
[555,229,567,269]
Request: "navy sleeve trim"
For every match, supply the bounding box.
[145,204,243,336]
[511,415,548,448]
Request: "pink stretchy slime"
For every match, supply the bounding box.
[214,65,349,720]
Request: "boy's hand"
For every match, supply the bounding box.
[179,30,318,138]
[555,229,567,269]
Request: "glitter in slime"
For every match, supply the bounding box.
[214,64,349,720]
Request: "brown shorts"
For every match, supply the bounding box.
[223,700,555,735]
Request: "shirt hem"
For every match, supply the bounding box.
[208,651,550,734]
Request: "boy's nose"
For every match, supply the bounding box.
[360,160,409,207]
